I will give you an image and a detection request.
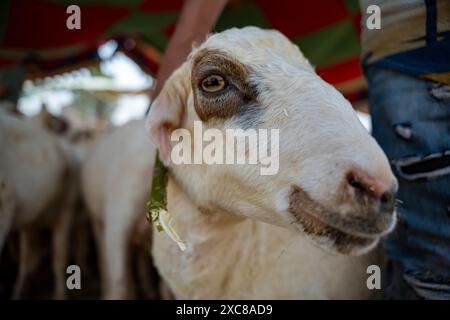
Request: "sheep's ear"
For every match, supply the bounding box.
[146,78,187,165]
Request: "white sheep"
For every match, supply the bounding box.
[145,27,398,299]
[0,110,77,299]
[81,120,158,299]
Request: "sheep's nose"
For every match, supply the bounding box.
[346,170,397,212]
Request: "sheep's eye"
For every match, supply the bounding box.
[201,75,225,93]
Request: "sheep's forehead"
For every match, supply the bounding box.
[193,27,311,70]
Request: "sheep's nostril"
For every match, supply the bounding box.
[346,171,396,212]
[379,190,396,213]
[346,174,377,198]
[348,176,366,194]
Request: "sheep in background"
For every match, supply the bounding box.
[0,110,77,299]
[81,120,159,299]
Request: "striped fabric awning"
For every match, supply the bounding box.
[0,0,365,100]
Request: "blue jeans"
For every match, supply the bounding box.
[366,66,450,299]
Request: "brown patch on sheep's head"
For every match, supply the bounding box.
[191,49,258,122]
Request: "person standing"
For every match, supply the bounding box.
[360,0,450,299]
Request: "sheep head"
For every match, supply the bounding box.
[146,27,397,256]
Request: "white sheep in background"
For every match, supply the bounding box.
[0,110,77,299]
[81,120,158,299]
[146,27,398,299]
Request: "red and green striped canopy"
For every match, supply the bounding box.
[0,0,365,99]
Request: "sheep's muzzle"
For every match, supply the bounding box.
[288,185,396,255]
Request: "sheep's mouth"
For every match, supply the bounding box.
[290,206,379,255]
[288,186,388,255]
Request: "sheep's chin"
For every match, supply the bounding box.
[290,209,380,256]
